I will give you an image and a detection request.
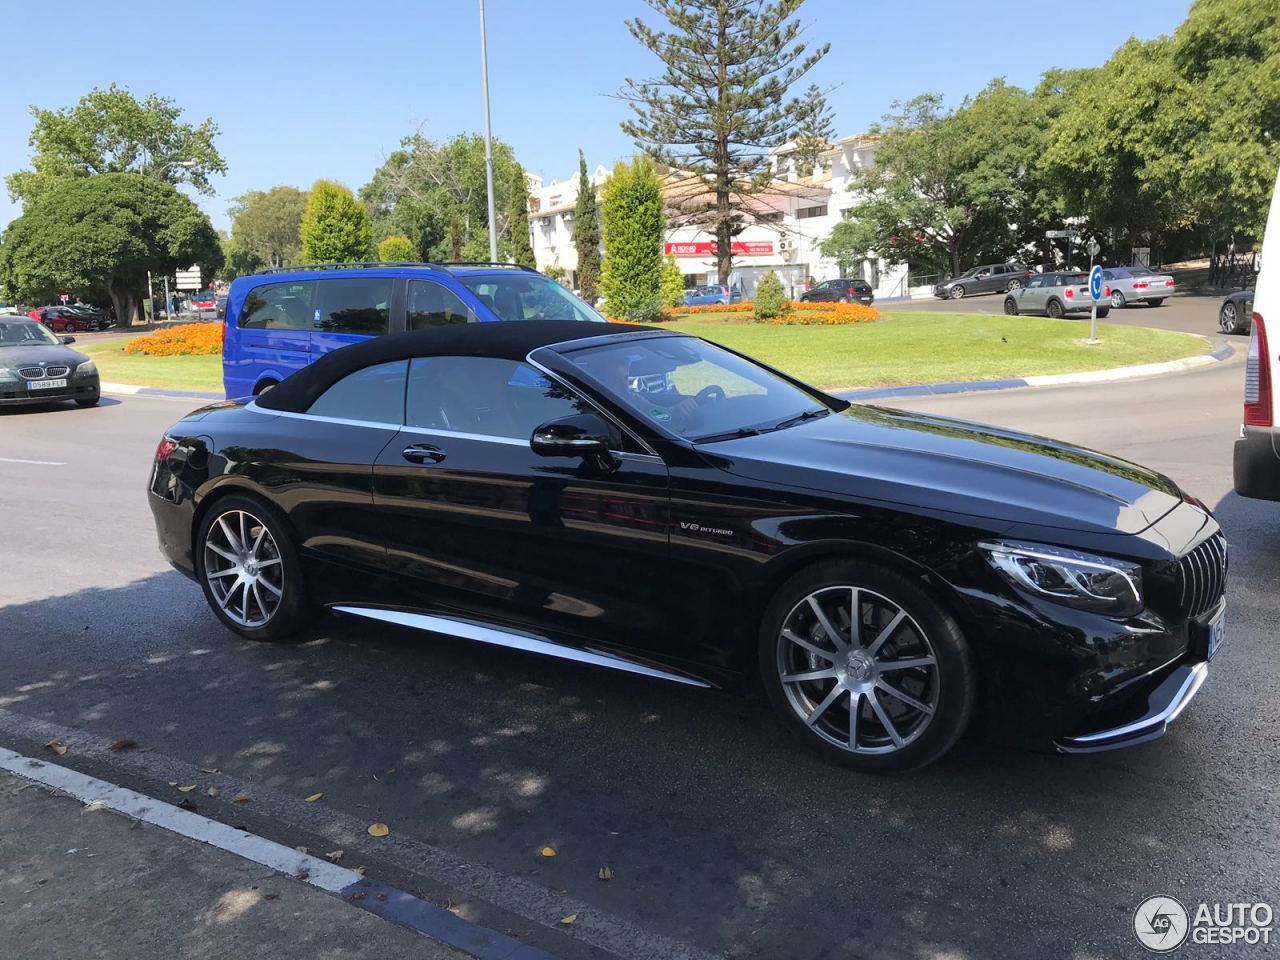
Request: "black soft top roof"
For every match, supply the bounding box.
[254,320,656,413]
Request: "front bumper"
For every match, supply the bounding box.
[1055,660,1208,753]
[0,376,100,406]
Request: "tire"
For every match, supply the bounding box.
[949,285,965,300]
[1148,298,1164,307]
[758,558,976,773]
[64,320,78,333]
[1110,290,1126,309]
[75,397,99,408]
[1006,279,1023,292]
[1003,298,1019,316]
[1096,307,1110,319]
[196,493,310,642]
[253,379,278,396]
[1220,301,1241,334]
[1046,299,1064,319]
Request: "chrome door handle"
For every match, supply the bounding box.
[402,444,446,465]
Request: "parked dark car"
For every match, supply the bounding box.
[0,316,101,407]
[1003,272,1111,319]
[29,305,112,334]
[801,278,874,305]
[1219,289,1254,335]
[935,263,1032,300]
[150,321,1225,772]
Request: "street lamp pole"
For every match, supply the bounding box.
[478,0,499,263]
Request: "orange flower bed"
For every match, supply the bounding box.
[125,323,223,356]
[773,302,880,325]
[677,301,754,314]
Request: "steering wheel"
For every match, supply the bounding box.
[695,384,726,404]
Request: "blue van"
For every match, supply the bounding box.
[221,262,606,398]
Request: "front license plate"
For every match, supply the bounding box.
[28,378,67,391]
[1206,606,1226,660]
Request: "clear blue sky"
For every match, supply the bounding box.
[0,0,1191,233]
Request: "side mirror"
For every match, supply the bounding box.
[531,413,612,461]
[61,336,76,344]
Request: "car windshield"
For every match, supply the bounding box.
[562,335,831,442]
[459,273,606,323]
[0,319,61,346]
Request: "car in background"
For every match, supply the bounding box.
[1233,164,1278,503]
[935,263,1032,300]
[683,284,731,306]
[1219,289,1254,335]
[1101,266,1176,308]
[215,294,228,321]
[29,305,112,334]
[801,277,875,305]
[222,262,606,399]
[1003,272,1111,319]
[0,316,101,407]
[193,290,220,315]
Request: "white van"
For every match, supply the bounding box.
[1234,164,1280,501]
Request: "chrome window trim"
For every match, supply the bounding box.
[399,424,527,447]
[244,399,400,431]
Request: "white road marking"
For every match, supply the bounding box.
[0,745,360,894]
[0,456,66,466]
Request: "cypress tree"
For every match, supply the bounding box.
[574,149,602,301]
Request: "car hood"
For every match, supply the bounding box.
[698,404,1183,535]
[0,344,89,369]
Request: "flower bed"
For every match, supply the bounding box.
[668,300,880,325]
[124,323,222,357]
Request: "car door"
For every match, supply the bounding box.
[1021,275,1048,312]
[371,355,672,653]
[973,266,996,293]
[232,280,316,385]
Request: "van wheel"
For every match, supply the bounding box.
[253,379,278,396]
[1046,299,1064,319]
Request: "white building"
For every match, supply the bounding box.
[527,134,909,301]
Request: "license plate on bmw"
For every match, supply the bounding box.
[1206,605,1226,659]
[28,378,67,391]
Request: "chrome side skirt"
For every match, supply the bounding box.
[330,605,711,688]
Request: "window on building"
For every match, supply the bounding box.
[796,205,829,220]
[757,211,784,224]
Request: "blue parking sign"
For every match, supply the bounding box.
[1089,265,1104,302]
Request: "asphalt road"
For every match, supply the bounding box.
[1,332,1276,959]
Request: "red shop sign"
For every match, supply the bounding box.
[664,241,774,257]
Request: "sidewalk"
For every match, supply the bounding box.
[0,772,463,960]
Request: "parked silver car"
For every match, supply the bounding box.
[1100,266,1176,308]
[1003,272,1111,318]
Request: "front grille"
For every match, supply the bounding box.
[18,366,44,379]
[44,365,69,377]
[1177,534,1227,620]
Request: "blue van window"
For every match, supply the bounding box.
[316,278,393,335]
[307,360,407,424]
[238,281,316,329]
[407,280,470,329]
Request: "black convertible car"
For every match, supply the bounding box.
[148,321,1226,771]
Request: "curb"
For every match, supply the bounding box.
[835,341,1233,402]
[101,381,223,401]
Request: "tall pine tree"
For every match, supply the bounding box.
[620,0,828,285]
[791,83,836,177]
[574,149,602,301]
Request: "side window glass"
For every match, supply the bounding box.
[407,280,470,329]
[1027,276,1043,288]
[316,278,393,335]
[238,282,316,329]
[307,360,407,423]
[406,357,596,441]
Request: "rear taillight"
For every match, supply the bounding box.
[1065,288,1073,298]
[1133,282,1149,290]
[1244,314,1272,427]
[1104,286,1111,296]
[155,437,178,461]
[1166,280,1175,288]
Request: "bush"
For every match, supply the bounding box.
[599,157,664,318]
[753,271,789,321]
[660,255,686,309]
[377,235,417,262]
[124,323,222,356]
[622,298,666,324]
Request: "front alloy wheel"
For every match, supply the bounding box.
[1220,301,1240,334]
[1110,290,1126,309]
[949,285,966,300]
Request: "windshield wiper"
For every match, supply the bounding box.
[769,408,831,432]
[692,426,762,444]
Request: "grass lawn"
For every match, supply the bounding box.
[80,337,223,393]
[660,310,1207,389]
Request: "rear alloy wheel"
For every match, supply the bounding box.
[1003,298,1019,316]
[760,560,975,772]
[1110,290,1126,309]
[949,285,966,300]
[1006,279,1023,292]
[197,495,308,641]
[1046,299,1065,319]
[1220,301,1241,334]
[64,320,78,333]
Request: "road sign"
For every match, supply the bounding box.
[174,267,202,291]
[59,293,69,303]
[1045,229,1078,239]
[1089,265,1104,302]
[1087,239,1101,259]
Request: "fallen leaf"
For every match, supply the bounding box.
[353,866,366,876]
[304,792,324,803]
[376,893,388,902]
[206,787,220,798]
[350,892,366,901]
[232,794,251,804]
[199,767,220,775]
[263,893,279,901]
[324,850,344,863]
[367,822,390,838]
[168,781,178,788]
[177,798,197,811]
[109,739,137,752]
[45,738,67,756]
[560,914,577,926]
[176,785,196,793]
[598,866,614,881]
[540,846,557,858]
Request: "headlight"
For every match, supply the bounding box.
[76,359,97,376]
[979,540,1143,617]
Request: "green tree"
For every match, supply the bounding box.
[790,83,836,176]
[300,180,373,264]
[574,149,602,301]
[217,235,264,282]
[600,157,665,319]
[507,166,535,266]
[660,254,685,308]
[377,235,418,262]
[621,0,829,285]
[753,270,788,320]
[6,84,225,204]
[0,173,221,325]
[229,186,307,269]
